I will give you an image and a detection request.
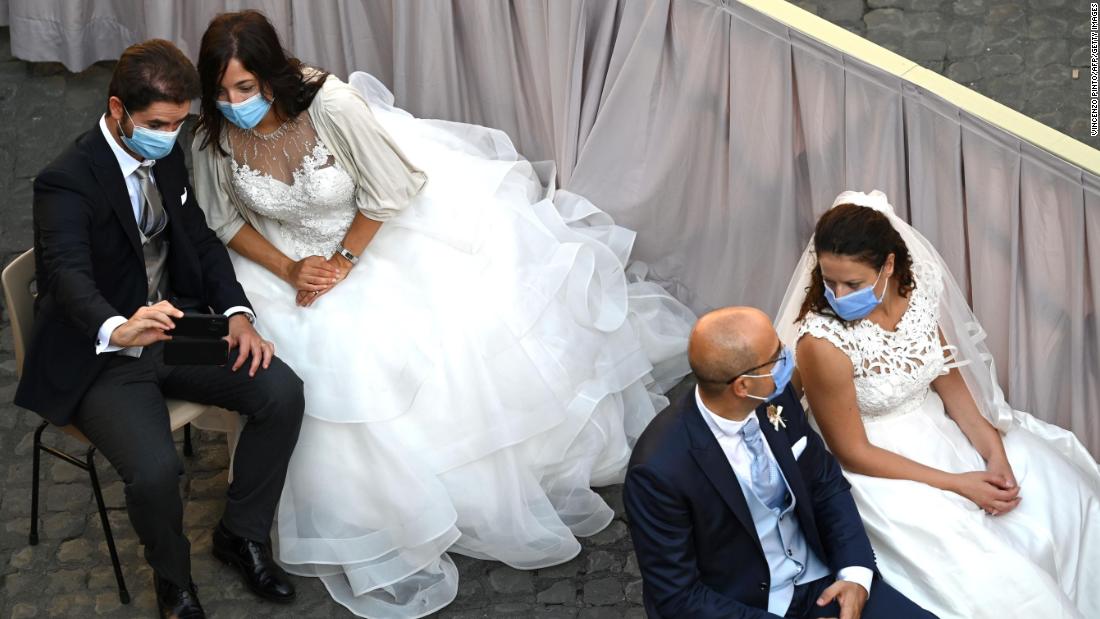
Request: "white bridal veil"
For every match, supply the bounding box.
[774,190,1100,485]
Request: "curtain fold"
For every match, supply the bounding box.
[4,0,1098,453]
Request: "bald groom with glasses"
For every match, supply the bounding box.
[623,307,935,619]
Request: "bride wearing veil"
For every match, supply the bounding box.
[774,190,1100,619]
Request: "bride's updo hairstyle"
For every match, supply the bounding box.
[796,203,916,323]
[195,9,329,156]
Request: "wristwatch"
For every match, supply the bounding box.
[228,310,255,324]
[338,246,360,266]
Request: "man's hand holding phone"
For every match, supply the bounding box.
[109,300,183,348]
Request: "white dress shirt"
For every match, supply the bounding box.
[695,387,873,611]
[94,115,253,357]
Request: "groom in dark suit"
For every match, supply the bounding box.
[625,307,934,618]
[14,40,303,618]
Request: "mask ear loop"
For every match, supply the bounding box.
[876,272,890,303]
[739,369,773,402]
[869,266,888,301]
[117,106,133,140]
[740,347,790,401]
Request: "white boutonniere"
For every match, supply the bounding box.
[767,405,786,431]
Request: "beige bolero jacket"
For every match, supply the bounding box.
[191,71,428,245]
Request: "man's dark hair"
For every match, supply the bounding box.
[107,39,200,114]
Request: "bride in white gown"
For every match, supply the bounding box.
[775,190,1100,619]
[190,11,692,618]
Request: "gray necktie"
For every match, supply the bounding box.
[741,416,787,510]
[133,165,166,237]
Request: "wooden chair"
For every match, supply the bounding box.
[2,248,238,605]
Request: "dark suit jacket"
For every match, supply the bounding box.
[624,385,877,618]
[14,122,251,425]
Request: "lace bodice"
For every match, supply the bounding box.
[797,261,951,420]
[228,113,357,259]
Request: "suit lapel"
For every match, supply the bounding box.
[757,405,819,548]
[683,399,765,560]
[153,155,181,212]
[88,124,143,260]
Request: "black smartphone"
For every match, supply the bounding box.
[164,338,229,366]
[168,313,229,338]
[164,313,229,365]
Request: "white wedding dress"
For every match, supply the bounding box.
[219,73,693,618]
[789,242,1100,616]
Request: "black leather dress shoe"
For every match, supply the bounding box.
[154,573,205,619]
[212,521,296,603]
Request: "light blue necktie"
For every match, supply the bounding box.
[741,416,786,510]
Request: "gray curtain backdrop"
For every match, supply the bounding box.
[5,0,1098,455]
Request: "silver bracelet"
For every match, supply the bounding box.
[338,246,360,265]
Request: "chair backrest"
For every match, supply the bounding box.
[1,249,35,378]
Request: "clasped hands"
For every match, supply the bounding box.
[287,254,350,307]
[952,455,1020,517]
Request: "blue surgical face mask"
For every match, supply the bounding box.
[741,345,794,403]
[824,268,887,321]
[216,92,272,130]
[118,108,181,161]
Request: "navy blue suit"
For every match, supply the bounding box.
[624,385,935,618]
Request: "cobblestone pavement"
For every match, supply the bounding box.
[797,0,1094,147]
[0,408,667,619]
[0,2,1095,617]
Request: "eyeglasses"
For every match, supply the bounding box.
[727,344,786,384]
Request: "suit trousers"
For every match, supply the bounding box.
[72,342,304,588]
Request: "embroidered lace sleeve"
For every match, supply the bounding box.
[796,312,862,372]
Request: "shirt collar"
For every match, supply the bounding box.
[695,386,754,439]
[99,114,155,179]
